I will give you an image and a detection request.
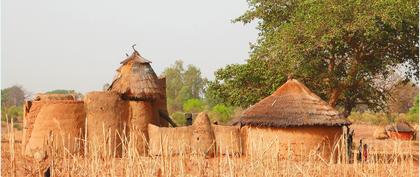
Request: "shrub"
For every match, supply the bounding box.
[183,99,205,113]
[407,95,419,123]
[210,104,233,124]
[171,112,186,126]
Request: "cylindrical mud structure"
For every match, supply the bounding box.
[191,112,216,157]
[22,94,76,155]
[84,91,128,157]
[153,76,169,127]
[25,100,85,157]
[129,101,155,155]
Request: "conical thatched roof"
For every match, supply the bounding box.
[232,79,351,128]
[385,122,414,132]
[108,50,163,100]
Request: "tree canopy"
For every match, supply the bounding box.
[207,0,418,117]
[163,60,207,113]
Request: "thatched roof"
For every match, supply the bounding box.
[232,79,351,128]
[385,122,414,132]
[108,50,164,100]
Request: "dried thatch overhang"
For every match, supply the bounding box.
[232,79,351,128]
[108,50,164,101]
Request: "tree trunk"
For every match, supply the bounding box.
[328,88,341,108]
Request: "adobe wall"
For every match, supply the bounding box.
[241,126,343,160]
[22,94,76,155]
[128,101,156,155]
[152,77,169,127]
[84,91,129,157]
[148,124,193,156]
[213,125,241,155]
[25,100,85,157]
[22,101,44,154]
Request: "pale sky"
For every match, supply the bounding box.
[1,0,258,94]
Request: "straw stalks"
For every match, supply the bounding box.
[1,121,418,177]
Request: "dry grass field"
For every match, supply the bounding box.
[2,123,419,177]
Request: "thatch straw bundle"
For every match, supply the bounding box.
[233,79,350,128]
[108,50,163,101]
[191,112,216,157]
[148,124,193,156]
[84,91,128,157]
[25,100,85,157]
[213,125,241,155]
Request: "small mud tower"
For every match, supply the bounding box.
[191,112,216,157]
[84,91,129,157]
[108,47,165,155]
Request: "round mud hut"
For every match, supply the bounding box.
[231,78,351,160]
[385,122,415,140]
[108,49,166,154]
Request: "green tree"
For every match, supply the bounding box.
[1,86,26,122]
[208,0,418,117]
[163,60,207,113]
[1,85,26,107]
[210,104,234,123]
[407,95,419,123]
[183,99,205,113]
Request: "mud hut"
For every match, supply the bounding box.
[385,122,415,140]
[108,48,165,154]
[232,78,351,159]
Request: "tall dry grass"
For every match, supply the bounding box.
[1,120,418,177]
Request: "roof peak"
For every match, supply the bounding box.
[273,79,318,99]
[120,50,151,65]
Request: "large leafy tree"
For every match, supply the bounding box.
[207,0,418,117]
[163,60,207,113]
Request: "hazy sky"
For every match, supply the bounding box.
[1,0,258,94]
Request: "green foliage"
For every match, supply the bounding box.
[183,99,205,113]
[348,112,389,125]
[407,95,419,123]
[206,59,285,107]
[210,104,234,124]
[1,105,23,122]
[164,60,207,113]
[171,112,186,126]
[209,0,419,116]
[2,85,25,107]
